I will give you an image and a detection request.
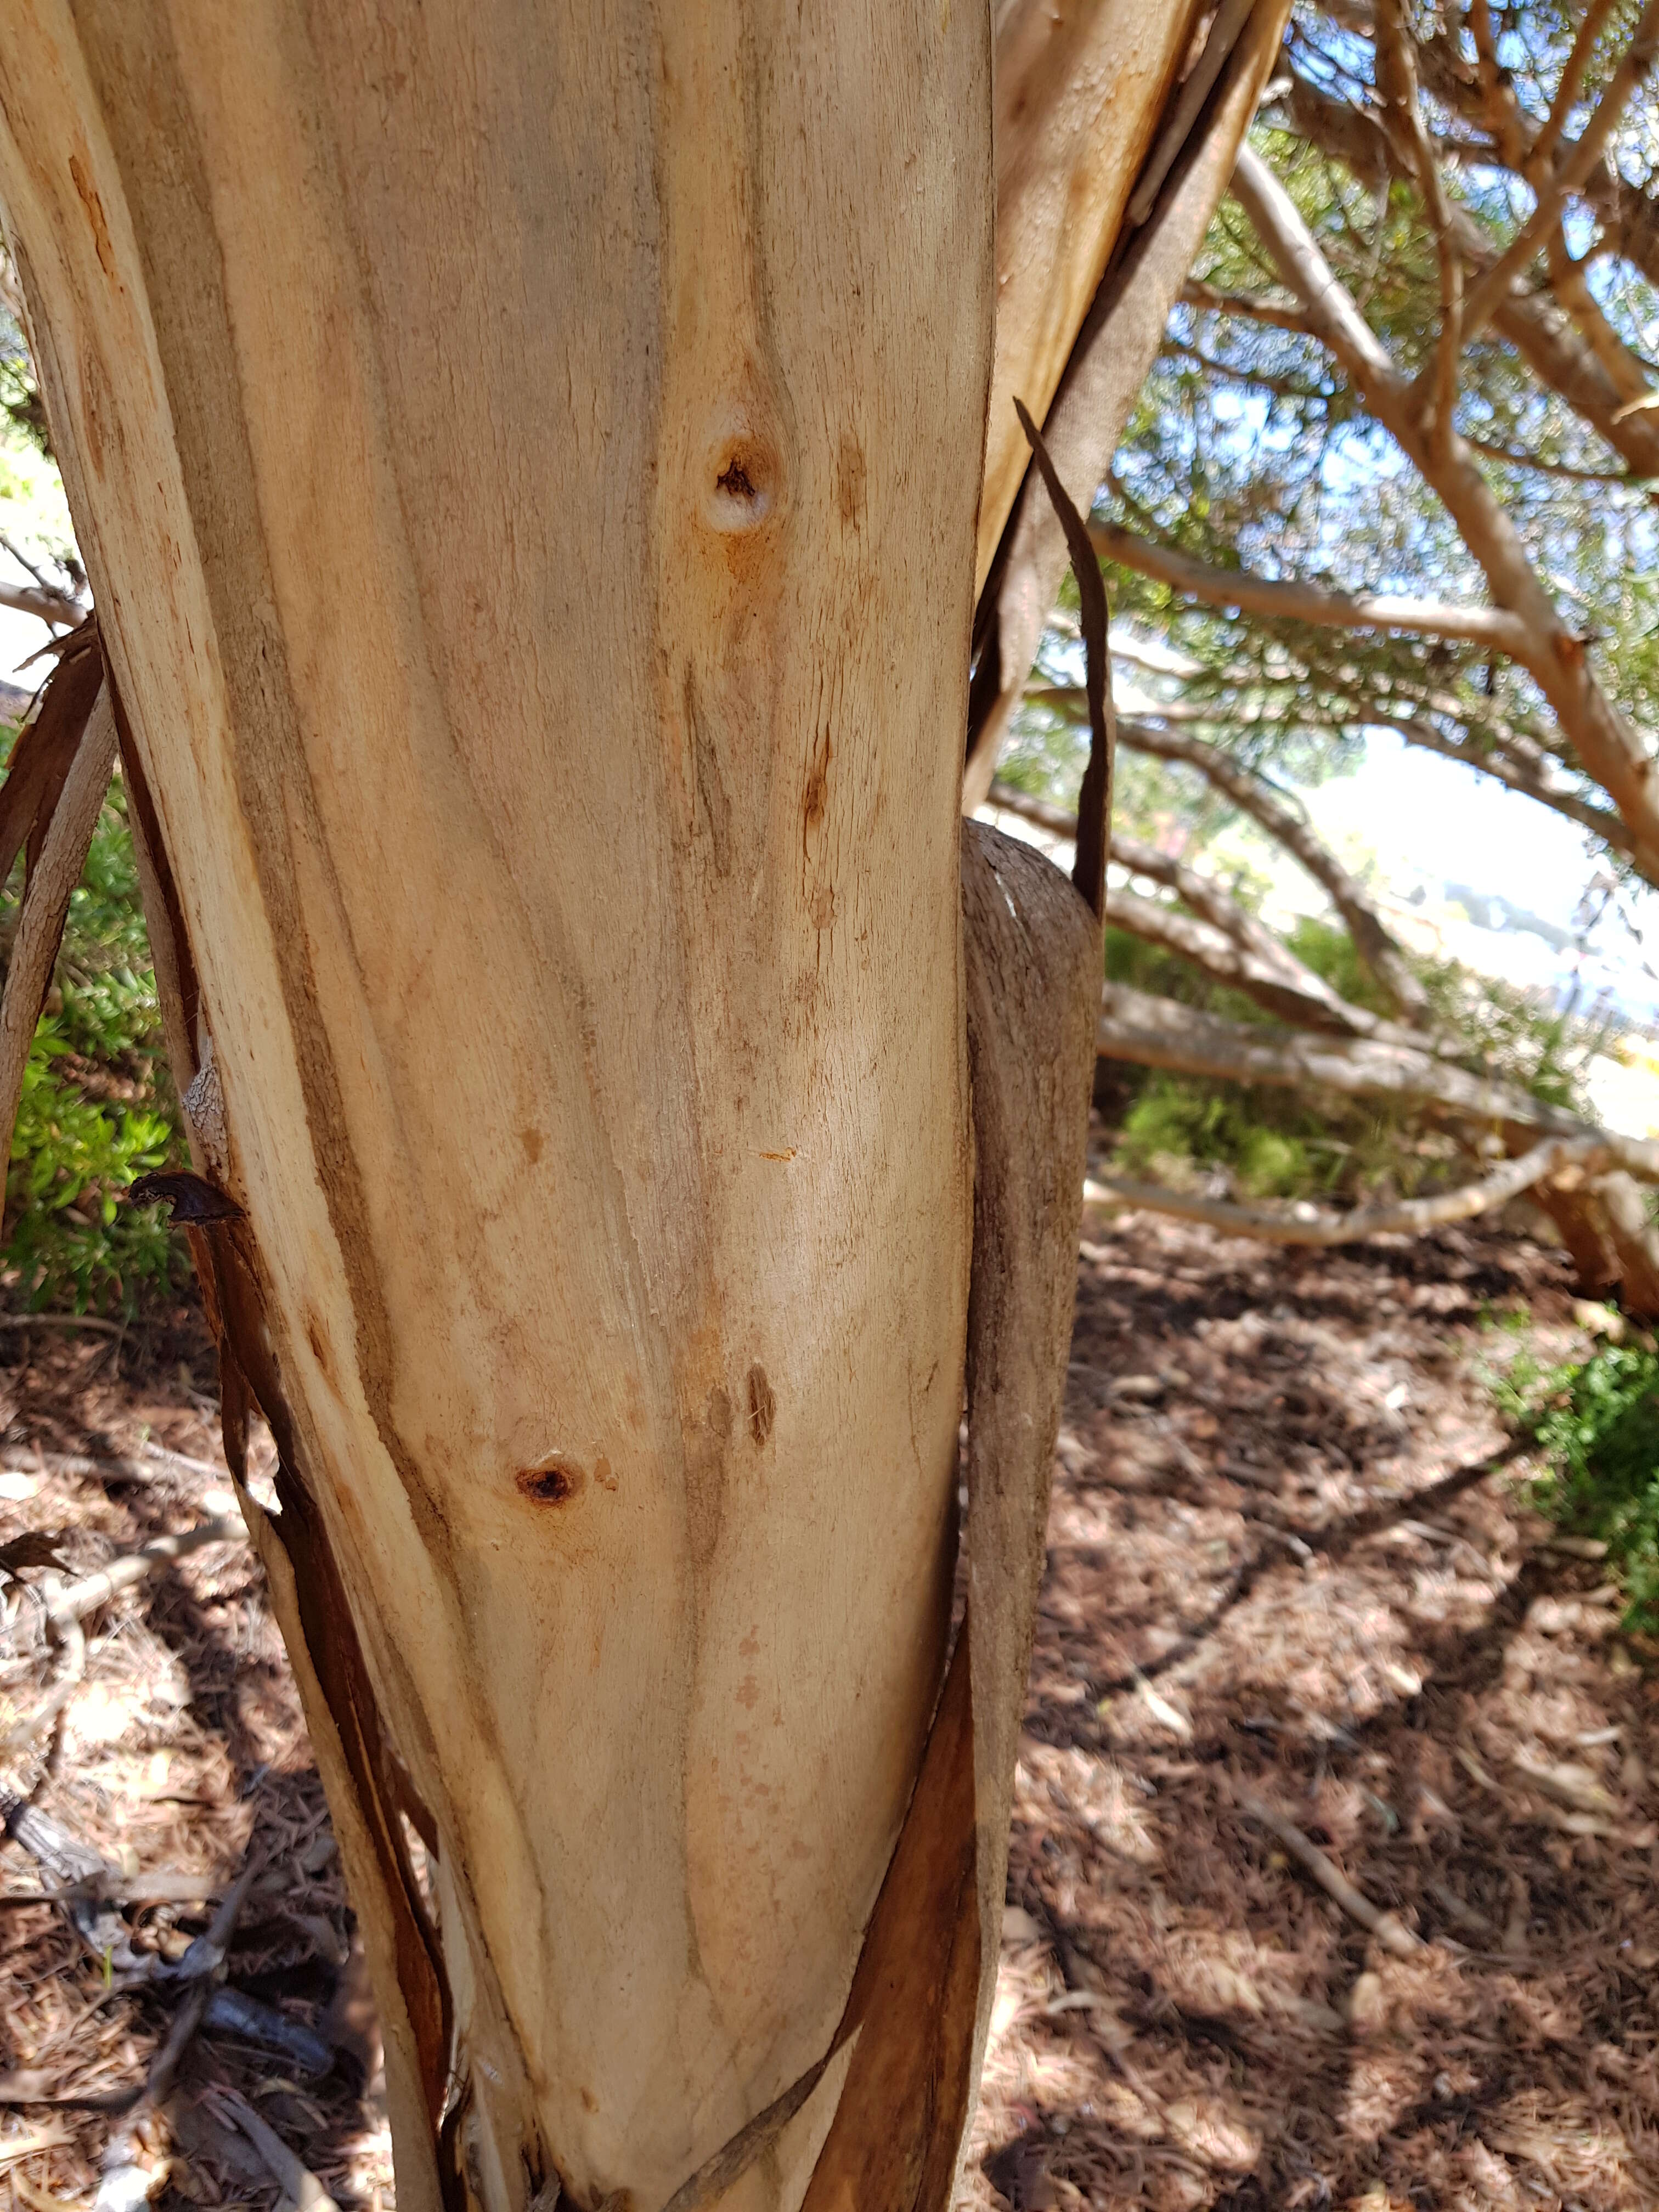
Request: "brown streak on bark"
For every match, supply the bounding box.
[798,1637,979,2212]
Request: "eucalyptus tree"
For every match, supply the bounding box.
[0,6,1284,2209]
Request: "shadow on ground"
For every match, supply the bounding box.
[4,1216,1657,2211]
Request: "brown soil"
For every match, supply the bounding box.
[3,1217,1657,2212]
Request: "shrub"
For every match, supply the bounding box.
[1499,1342,1659,1632]
[1,721,188,1314]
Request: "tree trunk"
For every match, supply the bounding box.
[0,8,1160,2210]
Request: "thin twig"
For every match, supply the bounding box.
[1460,0,1659,343]
[1527,0,1621,182]
[144,1850,262,2106]
[41,1515,245,1629]
[0,1315,127,1336]
[1378,0,1463,443]
[1238,1790,1422,1957]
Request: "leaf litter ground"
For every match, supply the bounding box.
[3,1217,1658,2212]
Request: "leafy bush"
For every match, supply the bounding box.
[0,722,188,1314]
[1498,1342,1659,1632]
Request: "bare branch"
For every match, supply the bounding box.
[1466,0,1527,169]
[1276,57,1659,476]
[1111,713,1429,1019]
[0,577,82,629]
[1178,277,1314,333]
[1376,0,1462,442]
[1092,520,1531,654]
[1096,978,1659,1181]
[1459,0,1659,344]
[1363,706,1637,855]
[989,776,1409,1037]
[43,1514,245,1629]
[1526,0,1622,183]
[1090,1134,1604,1246]
[1105,880,1383,1031]
[1229,143,1659,887]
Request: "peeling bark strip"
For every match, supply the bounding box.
[957,821,1101,2118]
[0,651,118,1203]
[1012,400,1113,919]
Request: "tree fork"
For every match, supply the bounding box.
[0,6,1139,2207]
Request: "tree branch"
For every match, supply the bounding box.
[1528,0,1623,182]
[1362,704,1637,855]
[1229,143,1659,887]
[1090,1133,1604,1245]
[1111,713,1429,1020]
[1458,0,1659,343]
[989,777,1393,1036]
[1376,0,1462,443]
[1092,519,1531,655]
[1178,278,1314,334]
[0,578,82,629]
[1275,58,1659,477]
[1096,977,1659,1181]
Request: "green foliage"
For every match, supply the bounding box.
[0,727,187,1314]
[1498,1342,1659,1632]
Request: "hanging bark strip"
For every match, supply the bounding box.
[0,619,101,887]
[0,639,117,1203]
[1012,397,1113,919]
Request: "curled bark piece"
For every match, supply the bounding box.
[1012,400,1112,918]
[966,0,1291,809]
[794,822,1101,2210]
[0,620,101,888]
[958,820,1102,2120]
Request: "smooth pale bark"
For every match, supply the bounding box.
[977,0,1201,596]
[0,9,1011,2210]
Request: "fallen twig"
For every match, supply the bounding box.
[1,1444,232,1489]
[43,1514,244,1629]
[0,1870,224,1909]
[142,1849,263,2107]
[0,1314,126,1336]
[1238,1791,1423,1959]
[215,2090,339,2212]
[1086,1136,1601,1247]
